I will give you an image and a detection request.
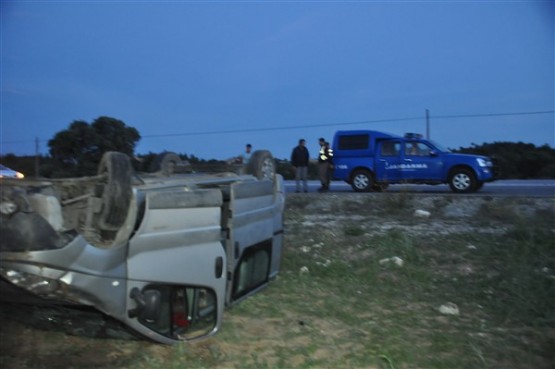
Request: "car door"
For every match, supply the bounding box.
[375,140,403,182]
[125,188,227,344]
[402,141,443,181]
[222,178,284,305]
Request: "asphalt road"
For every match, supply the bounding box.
[284,179,555,197]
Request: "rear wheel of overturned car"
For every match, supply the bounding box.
[149,152,181,176]
[97,152,133,231]
[246,150,276,181]
[448,167,477,193]
[351,169,373,192]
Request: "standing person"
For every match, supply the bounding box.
[235,143,252,175]
[242,144,252,165]
[318,138,333,192]
[291,139,310,193]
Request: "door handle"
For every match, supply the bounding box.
[215,256,224,279]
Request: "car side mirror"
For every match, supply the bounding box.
[429,150,438,157]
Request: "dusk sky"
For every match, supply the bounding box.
[1,0,553,161]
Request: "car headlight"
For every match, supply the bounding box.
[476,158,489,167]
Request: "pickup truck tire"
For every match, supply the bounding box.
[448,168,477,193]
[97,152,133,231]
[246,150,275,181]
[351,169,373,192]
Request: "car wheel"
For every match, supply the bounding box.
[448,168,477,193]
[149,152,181,176]
[246,150,275,181]
[97,152,133,231]
[351,169,373,192]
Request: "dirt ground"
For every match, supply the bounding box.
[1,192,554,369]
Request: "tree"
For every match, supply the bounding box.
[48,117,140,177]
[454,142,555,179]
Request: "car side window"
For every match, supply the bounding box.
[380,142,401,157]
[405,142,432,156]
[337,134,369,150]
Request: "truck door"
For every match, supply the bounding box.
[223,178,284,305]
[402,141,443,181]
[375,140,403,182]
[125,188,227,344]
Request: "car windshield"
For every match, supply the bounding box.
[428,140,451,153]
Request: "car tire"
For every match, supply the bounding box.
[448,167,477,193]
[149,152,181,176]
[97,152,133,231]
[351,169,373,192]
[246,150,275,181]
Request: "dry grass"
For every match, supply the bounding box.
[1,193,554,369]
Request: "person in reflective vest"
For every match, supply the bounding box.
[318,138,333,192]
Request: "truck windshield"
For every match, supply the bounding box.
[428,140,451,153]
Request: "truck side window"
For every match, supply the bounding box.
[380,142,400,156]
[405,142,431,156]
[338,134,369,150]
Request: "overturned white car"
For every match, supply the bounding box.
[0,151,284,344]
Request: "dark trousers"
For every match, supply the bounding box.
[318,162,331,189]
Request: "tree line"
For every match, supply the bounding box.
[453,142,555,179]
[1,117,554,179]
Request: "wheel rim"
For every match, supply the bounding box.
[353,174,369,189]
[261,158,275,180]
[452,173,471,190]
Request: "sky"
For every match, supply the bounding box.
[1,0,553,161]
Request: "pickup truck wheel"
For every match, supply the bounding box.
[449,168,477,193]
[246,150,275,181]
[351,170,373,192]
[97,152,133,231]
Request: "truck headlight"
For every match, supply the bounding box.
[476,158,489,167]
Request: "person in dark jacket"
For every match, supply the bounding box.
[291,139,310,193]
[318,138,333,192]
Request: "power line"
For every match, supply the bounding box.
[138,110,555,138]
[142,116,423,138]
[431,110,555,119]
[1,110,553,145]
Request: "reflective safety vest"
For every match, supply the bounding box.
[319,146,333,163]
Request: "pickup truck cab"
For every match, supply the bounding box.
[0,150,284,344]
[332,130,496,193]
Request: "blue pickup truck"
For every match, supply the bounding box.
[332,130,496,193]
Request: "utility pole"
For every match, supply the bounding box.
[425,109,430,139]
[35,137,39,178]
